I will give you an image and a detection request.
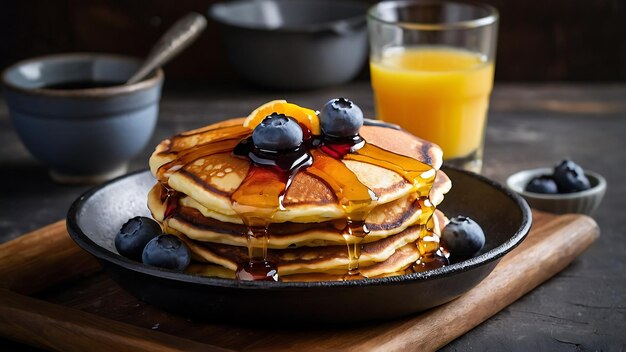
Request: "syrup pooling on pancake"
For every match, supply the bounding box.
[307,148,377,274]
[230,133,313,281]
[150,99,448,281]
[318,133,442,273]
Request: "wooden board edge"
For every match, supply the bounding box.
[0,288,232,352]
[0,220,101,294]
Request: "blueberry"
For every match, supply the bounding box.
[251,113,303,151]
[115,216,162,261]
[553,159,591,193]
[525,175,559,194]
[441,216,485,258]
[142,235,191,271]
[319,98,364,138]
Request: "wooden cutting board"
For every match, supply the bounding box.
[0,211,599,352]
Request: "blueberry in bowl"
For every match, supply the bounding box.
[553,160,591,193]
[508,160,606,215]
[524,175,559,194]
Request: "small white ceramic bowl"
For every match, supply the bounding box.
[507,167,606,215]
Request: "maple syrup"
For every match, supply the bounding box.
[309,138,373,275]
[157,184,181,234]
[412,249,450,273]
[230,137,314,281]
[315,135,440,276]
[235,260,279,281]
[156,115,446,282]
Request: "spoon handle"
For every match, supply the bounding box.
[126,12,207,85]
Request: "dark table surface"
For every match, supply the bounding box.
[1,82,625,351]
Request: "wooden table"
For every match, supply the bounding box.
[1,82,625,350]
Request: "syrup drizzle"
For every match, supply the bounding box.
[156,119,446,281]
[312,135,441,277]
[231,138,313,281]
[335,140,442,273]
[307,148,377,275]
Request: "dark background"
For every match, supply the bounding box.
[1,0,624,83]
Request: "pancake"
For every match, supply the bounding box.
[148,172,450,248]
[186,245,416,282]
[147,112,452,281]
[149,119,447,224]
[148,168,450,224]
[181,225,421,274]
[183,210,448,279]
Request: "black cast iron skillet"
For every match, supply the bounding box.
[67,164,531,324]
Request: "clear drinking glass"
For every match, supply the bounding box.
[368,0,498,173]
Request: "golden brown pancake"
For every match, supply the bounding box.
[147,174,449,248]
[148,117,451,281]
[149,119,448,224]
[183,210,448,280]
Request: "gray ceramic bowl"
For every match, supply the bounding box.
[210,0,368,90]
[507,167,607,215]
[2,53,164,184]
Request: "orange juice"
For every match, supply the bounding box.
[370,47,495,160]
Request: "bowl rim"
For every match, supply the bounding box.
[67,167,532,290]
[507,167,607,200]
[209,0,368,34]
[1,53,164,98]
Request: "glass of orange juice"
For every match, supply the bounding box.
[368,1,498,173]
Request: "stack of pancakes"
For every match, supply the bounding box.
[148,118,451,282]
